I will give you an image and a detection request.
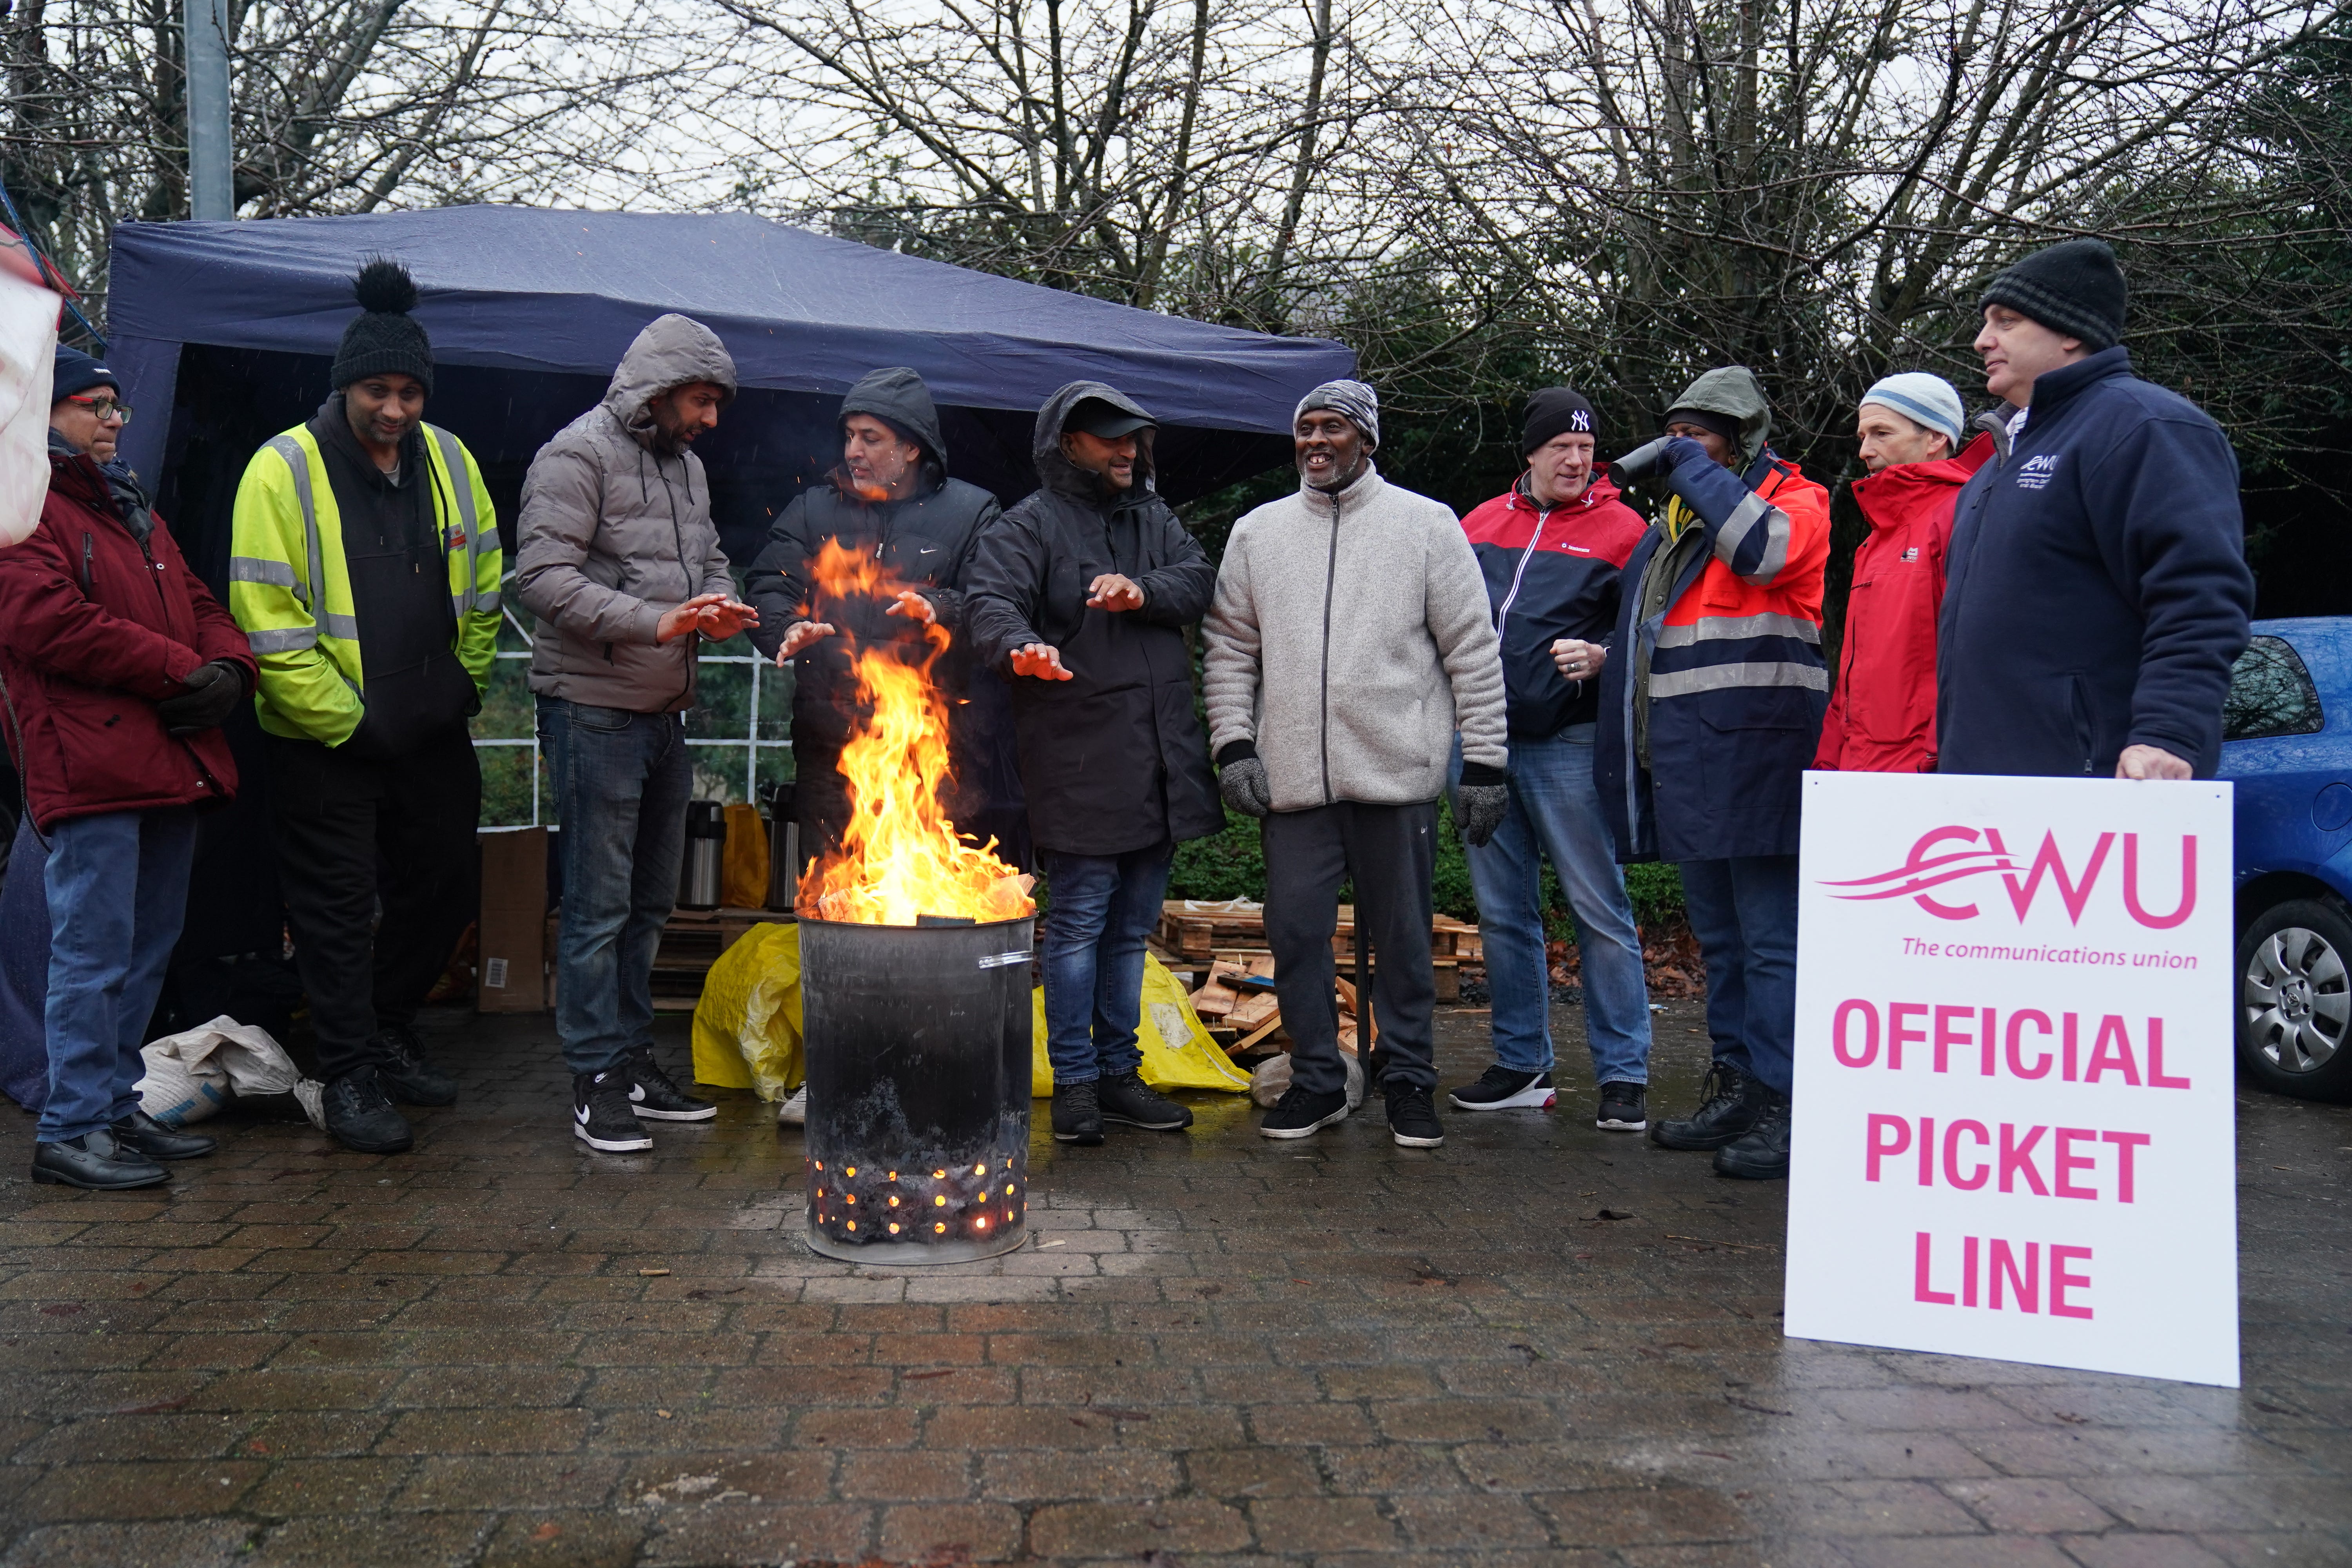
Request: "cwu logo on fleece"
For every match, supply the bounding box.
[2014,452,2062,492]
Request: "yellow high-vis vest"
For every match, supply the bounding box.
[228,421,501,747]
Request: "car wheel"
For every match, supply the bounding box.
[2238,897,2352,1101]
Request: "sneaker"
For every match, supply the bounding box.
[573,1069,653,1152]
[627,1049,716,1122]
[111,1109,217,1161]
[1051,1080,1105,1145]
[324,1066,414,1154]
[1385,1083,1445,1148]
[1448,1064,1555,1111]
[1650,1062,1762,1151]
[372,1023,457,1107]
[778,1085,808,1126]
[31,1127,168,1190]
[1713,1089,1791,1180]
[1097,1071,1193,1131]
[1259,1083,1350,1140]
[1595,1081,1647,1132]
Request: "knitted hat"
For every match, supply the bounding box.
[1521,387,1598,456]
[330,258,434,394]
[1295,379,1380,449]
[1979,239,2127,352]
[1663,405,1742,446]
[51,345,120,404]
[1859,372,1965,450]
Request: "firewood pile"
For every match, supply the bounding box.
[1185,952,1377,1061]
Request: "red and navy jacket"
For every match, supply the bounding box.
[1459,472,1648,737]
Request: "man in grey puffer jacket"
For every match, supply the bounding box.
[517,313,758,1153]
[1203,379,1510,1149]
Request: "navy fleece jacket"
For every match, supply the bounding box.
[1936,347,2253,779]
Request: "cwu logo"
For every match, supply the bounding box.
[2015,452,2062,491]
[1822,825,2195,929]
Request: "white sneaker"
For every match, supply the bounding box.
[777,1085,808,1126]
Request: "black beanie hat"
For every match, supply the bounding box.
[51,345,120,404]
[1521,387,1598,456]
[1979,238,2127,352]
[331,258,434,394]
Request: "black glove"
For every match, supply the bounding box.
[1609,434,1708,486]
[1216,740,1273,819]
[1455,761,1510,848]
[154,659,245,735]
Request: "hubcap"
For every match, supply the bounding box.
[2245,926,2350,1073]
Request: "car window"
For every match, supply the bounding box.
[2223,635,2325,742]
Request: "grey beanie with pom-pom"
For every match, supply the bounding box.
[331,258,434,394]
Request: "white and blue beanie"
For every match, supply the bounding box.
[1859,372,1965,450]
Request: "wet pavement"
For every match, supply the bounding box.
[0,997,2347,1566]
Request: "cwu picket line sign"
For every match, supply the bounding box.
[1786,772,2238,1387]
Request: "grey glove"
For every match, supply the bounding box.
[1455,784,1510,848]
[1607,436,1677,485]
[1216,742,1272,819]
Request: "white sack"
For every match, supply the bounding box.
[136,1015,323,1128]
[0,253,57,549]
[1247,1051,1364,1111]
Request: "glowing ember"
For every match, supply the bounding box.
[795,540,1034,926]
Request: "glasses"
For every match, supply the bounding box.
[64,394,131,424]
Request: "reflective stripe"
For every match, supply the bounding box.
[1649,661,1829,699]
[322,613,362,641]
[459,589,502,615]
[1713,489,1791,585]
[244,625,319,653]
[426,423,483,615]
[229,555,297,587]
[1655,611,1822,648]
[265,434,324,614]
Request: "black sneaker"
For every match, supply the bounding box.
[1448,1064,1555,1111]
[1386,1083,1445,1148]
[31,1128,168,1190]
[573,1069,653,1152]
[1052,1080,1105,1145]
[373,1023,457,1107]
[1098,1071,1192,1131]
[1713,1089,1791,1180]
[627,1049,716,1122]
[1259,1083,1350,1140]
[1595,1081,1647,1132]
[324,1066,414,1154]
[111,1109,217,1161]
[1650,1062,1762,1151]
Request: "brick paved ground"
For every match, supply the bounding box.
[0,998,2346,1567]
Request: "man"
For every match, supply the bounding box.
[517,314,755,1154]
[746,367,1020,871]
[1940,239,2253,780]
[1815,373,1992,775]
[1204,380,1508,1149]
[1597,366,1831,1181]
[2,347,254,1187]
[231,260,502,1156]
[964,383,1219,1147]
[1450,387,1655,1130]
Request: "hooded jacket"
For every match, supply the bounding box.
[1937,347,2253,778]
[744,367,1014,842]
[0,443,254,829]
[516,314,739,713]
[1814,433,1994,773]
[964,382,1223,856]
[1595,367,1832,863]
[1459,471,1648,737]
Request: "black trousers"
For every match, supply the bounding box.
[1262,800,1438,1096]
[264,727,479,1081]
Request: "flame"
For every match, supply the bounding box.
[794,540,1035,926]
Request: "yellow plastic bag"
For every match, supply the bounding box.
[1030,952,1251,1096]
[721,803,769,910]
[690,920,803,1098]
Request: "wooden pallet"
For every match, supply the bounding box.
[546,906,795,1012]
[1159,902,1482,967]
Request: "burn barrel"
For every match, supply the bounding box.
[798,915,1034,1263]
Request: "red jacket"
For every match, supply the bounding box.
[1814,433,1994,772]
[0,449,255,829]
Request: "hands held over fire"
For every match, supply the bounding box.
[885,589,937,625]
[657,592,759,644]
[1010,643,1074,681]
[1087,573,1145,612]
[776,619,837,662]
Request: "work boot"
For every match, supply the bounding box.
[1258,1084,1350,1140]
[1097,1071,1192,1131]
[626,1049,716,1122]
[1650,1062,1762,1151]
[373,1023,457,1107]
[1385,1082,1445,1148]
[573,1068,652,1152]
[111,1109,217,1161]
[324,1066,414,1154]
[1713,1089,1791,1180]
[31,1128,168,1190]
[1051,1081,1105,1145]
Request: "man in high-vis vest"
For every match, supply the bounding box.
[229,259,500,1156]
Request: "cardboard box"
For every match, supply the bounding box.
[477,827,548,1012]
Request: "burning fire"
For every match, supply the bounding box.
[794,540,1034,926]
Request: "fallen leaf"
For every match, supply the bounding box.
[531,1523,561,1543]
[656,1408,675,1419]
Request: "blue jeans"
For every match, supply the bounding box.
[1456,727,1652,1086]
[1678,854,1799,1095]
[1038,842,1173,1085]
[540,699,692,1076]
[40,808,198,1142]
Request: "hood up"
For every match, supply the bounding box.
[1031,380,1157,503]
[1664,365,1773,467]
[601,313,739,450]
[840,365,948,472]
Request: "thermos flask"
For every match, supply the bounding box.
[679,799,726,910]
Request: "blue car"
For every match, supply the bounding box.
[2221,616,2352,1100]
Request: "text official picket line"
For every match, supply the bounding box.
[1785,772,2238,1387]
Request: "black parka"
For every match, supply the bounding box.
[963,382,1223,857]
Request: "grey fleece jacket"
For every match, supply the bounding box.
[1203,462,1507,812]
[516,314,739,713]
